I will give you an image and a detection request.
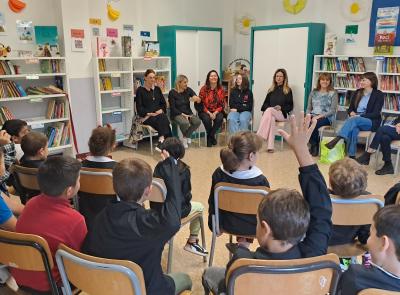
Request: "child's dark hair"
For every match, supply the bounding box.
[38,156,81,197]
[220,131,263,173]
[161,137,185,160]
[374,205,400,261]
[1,119,27,137]
[88,126,116,156]
[258,189,310,245]
[21,131,48,157]
[112,158,152,202]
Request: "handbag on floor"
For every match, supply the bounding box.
[319,137,345,164]
[128,117,144,143]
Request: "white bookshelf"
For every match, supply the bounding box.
[0,56,74,155]
[93,56,172,149]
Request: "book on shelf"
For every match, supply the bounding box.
[46,99,69,119]
[0,106,15,125]
[381,57,400,74]
[93,37,114,58]
[383,93,400,111]
[133,77,144,94]
[122,36,132,57]
[39,60,61,74]
[46,121,70,147]
[335,74,361,89]
[98,59,106,72]
[25,85,65,95]
[144,41,160,58]
[380,75,400,91]
[319,57,366,72]
[99,77,113,91]
[0,80,27,98]
[0,60,17,75]
[155,75,166,93]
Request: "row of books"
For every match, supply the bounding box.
[381,57,400,74]
[99,77,113,91]
[40,60,61,74]
[46,100,69,119]
[0,80,27,98]
[319,57,366,72]
[383,94,400,111]
[46,122,70,147]
[380,76,400,92]
[98,59,106,72]
[26,85,64,95]
[0,106,15,125]
[335,75,362,89]
[0,61,17,75]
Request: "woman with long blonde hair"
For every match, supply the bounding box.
[257,68,293,152]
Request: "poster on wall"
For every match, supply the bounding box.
[16,20,34,43]
[369,0,400,47]
[345,25,358,44]
[34,26,59,57]
[71,29,86,52]
[123,24,134,36]
[106,28,118,38]
[324,33,337,55]
[0,12,6,35]
[374,6,399,55]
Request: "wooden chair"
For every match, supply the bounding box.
[11,164,40,204]
[209,182,269,267]
[225,253,341,295]
[358,288,400,295]
[55,244,146,295]
[328,194,384,257]
[0,229,59,294]
[148,178,207,273]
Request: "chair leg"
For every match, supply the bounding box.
[395,149,400,175]
[167,238,173,274]
[199,214,207,263]
[209,217,217,267]
[150,132,154,155]
[229,235,233,260]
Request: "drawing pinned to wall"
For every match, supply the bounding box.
[374,6,399,55]
[8,0,26,13]
[341,0,371,22]
[345,25,358,44]
[0,12,6,35]
[106,28,118,38]
[283,0,307,15]
[16,20,34,43]
[92,27,100,37]
[71,29,86,52]
[235,14,255,35]
[324,33,338,54]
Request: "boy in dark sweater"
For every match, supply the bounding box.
[83,157,192,295]
[337,205,400,294]
[202,114,332,294]
[20,131,48,168]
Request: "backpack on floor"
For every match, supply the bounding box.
[319,137,345,164]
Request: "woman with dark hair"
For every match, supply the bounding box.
[197,70,225,147]
[135,69,172,151]
[306,73,338,156]
[257,68,293,153]
[326,72,384,158]
[227,74,253,134]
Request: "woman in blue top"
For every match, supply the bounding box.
[306,73,338,156]
[326,72,384,158]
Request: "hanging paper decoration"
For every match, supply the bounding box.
[283,0,307,15]
[235,14,256,35]
[107,0,120,21]
[340,0,371,22]
[8,0,26,13]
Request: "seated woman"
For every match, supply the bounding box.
[306,73,338,156]
[257,68,293,152]
[197,70,225,147]
[136,69,172,152]
[168,74,201,149]
[227,74,253,134]
[326,72,384,158]
[357,116,400,175]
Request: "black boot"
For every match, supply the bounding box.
[206,135,212,147]
[325,136,343,149]
[375,161,394,175]
[356,152,371,165]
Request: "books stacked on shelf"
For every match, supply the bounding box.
[0,106,15,125]
[46,100,69,119]
[335,74,361,89]
[46,121,70,147]
[133,77,144,94]
[320,57,366,72]
[121,36,132,57]
[381,57,400,73]
[98,59,106,72]
[100,77,113,91]
[0,60,16,75]
[0,80,27,98]
[380,76,400,92]
[25,85,64,95]
[40,60,61,73]
[155,75,166,93]
[383,94,400,111]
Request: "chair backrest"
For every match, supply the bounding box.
[213,182,269,234]
[79,168,115,195]
[0,229,59,294]
[330,194,384,226]
[55,244,146,295]
[12,164,40,190]
[147,178,167,203]
[358,289,400,295]
[226,253,341,295]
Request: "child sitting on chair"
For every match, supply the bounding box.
[328,158,370,246]
[20,131,48,168]
[202,114,332,294]
[151,137,208,256]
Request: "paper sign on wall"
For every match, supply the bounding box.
[70,28,85,52]
[123,24,134,36]
[89,18,101,26]
[92,27,100,37]
[106,28,118,38]
[71,29,84,38]
[345,25,358,44]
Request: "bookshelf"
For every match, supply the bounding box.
[0,57,74,155]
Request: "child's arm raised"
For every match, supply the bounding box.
[278,114,332,257]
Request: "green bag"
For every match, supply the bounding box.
[319,137,345,164]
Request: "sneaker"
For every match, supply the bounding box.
[187,137,192,145]
[182,138,188,149]
[5,276,18,292]
[155,141,163,153]
[375,162,394,175]
[184,240,208,257]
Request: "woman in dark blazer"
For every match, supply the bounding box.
[326,72,384,158]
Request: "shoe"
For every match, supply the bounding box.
[155,141,163,153]
[182,138,188,149]
[187,137,192,145]
[349,156,356,159]
[310,144,319,157]
[267,149,274,153]
[356,152,371,165]
[184,240,208,257]
[375,162,394,175]
[206,136,212,147]
[5,276,18,292]
[326,136,342,149]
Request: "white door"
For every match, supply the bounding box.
[176,30,199,93]
[252,29,280,130]
[197,30,221,88]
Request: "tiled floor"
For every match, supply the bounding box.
[1,137,398,295]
